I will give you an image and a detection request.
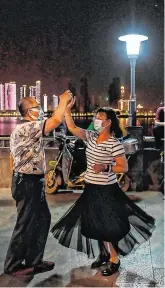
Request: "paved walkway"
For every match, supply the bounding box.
[0,189,164,287]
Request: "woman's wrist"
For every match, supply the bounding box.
[102,164,110,172]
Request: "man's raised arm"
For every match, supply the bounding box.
[44,90,72,135]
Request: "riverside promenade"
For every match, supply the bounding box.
[0,189,164,287]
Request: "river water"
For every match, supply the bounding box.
[0,117,155,136]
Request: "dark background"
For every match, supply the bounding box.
[0,0,163,108]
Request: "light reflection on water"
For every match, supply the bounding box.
[0,117,155,136]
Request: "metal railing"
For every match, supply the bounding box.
[0,135,77,148]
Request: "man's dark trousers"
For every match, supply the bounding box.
[4,172,51,273]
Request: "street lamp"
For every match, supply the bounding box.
[118,34,148,125]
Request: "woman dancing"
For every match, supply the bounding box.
[51,98,155,276]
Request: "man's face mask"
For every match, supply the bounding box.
[28,107,44,121]
[93,118,110,133]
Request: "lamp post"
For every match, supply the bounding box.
[118,34,148,126]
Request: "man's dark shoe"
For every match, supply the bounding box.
[91,254,110,269]
[34,260,55,274]
[101,260,120,276]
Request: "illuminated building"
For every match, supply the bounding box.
[43,94,48,112]
[20,86,23,99]
[5,83,9,110]
[20,85,27,99]
[52,95,59,109]
[23,85,27,97]
[7,82,17,110]
[118,99,129,112]
[36,80,41,103]
[29,86,36,98]
[0,84,5,110]
[121,86,125,99]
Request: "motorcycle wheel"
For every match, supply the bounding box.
[45,169,63,194]
[117,174,130,192]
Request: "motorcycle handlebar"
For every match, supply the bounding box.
[55,133,71,145]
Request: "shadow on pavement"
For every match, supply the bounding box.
[33,265,119,287]
[117,270,156,287]
[0,268,157,287]
[0,273,34,287]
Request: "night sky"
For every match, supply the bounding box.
[0,0,163,108]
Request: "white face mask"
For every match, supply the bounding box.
[93,119,105,133]
[28,107,44,121]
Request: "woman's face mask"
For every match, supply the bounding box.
[28,107,44,121]
[93,119,105,133]
[93,118,110,133]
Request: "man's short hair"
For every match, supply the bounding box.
[18,97,35,116]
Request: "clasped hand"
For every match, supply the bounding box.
[92,163,107,173]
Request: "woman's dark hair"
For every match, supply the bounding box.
[96,107,123,138]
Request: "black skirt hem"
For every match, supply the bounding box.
[51,183,156,259]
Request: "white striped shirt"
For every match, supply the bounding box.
[84,130,125,185]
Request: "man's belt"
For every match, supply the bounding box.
[13,171,44,178]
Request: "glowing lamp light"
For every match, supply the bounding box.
[118,34,148,57]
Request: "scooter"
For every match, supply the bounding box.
[45,133,138,194]
[45,134,86,194]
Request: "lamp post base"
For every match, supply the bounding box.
[128,115,136,126]
[128,100,136,126]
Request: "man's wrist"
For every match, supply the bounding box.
[65,109,71,116]
[59,99,68,108]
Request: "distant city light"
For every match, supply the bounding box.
[137,104,143,109]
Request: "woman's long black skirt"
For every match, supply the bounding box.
[51,183,155,258]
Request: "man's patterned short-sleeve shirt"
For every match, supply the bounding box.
[10,120,46,174]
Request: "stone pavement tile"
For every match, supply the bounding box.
[0,262,4,275]
[150,241,164,269]
[115,269,156,287]
[43,238,93,274]
[150,221,164,244]
[133,241,151,255]
[0,214,16,238]
[145,196,164,219]
[116,252,155,287]
[145,207,164,221]
[0,238,10,262]
[153,268,165,287]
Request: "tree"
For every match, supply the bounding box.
[68,80,77,111]
[80,76,90,112]
[108,77,121,108]
[68,80,76,96]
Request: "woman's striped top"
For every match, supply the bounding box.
[84,130,125,185]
